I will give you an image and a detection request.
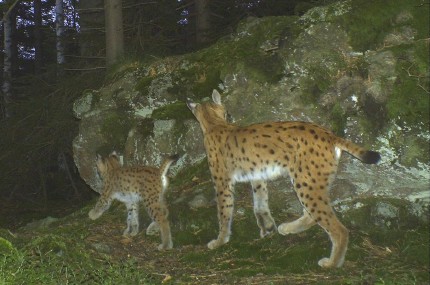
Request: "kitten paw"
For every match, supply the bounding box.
[260,224,276,238]
[157,242,173,250]
[122,229,138,237]
[88,210,101,220]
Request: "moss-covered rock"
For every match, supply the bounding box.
[73,0,429,213]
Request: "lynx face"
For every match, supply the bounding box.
[187,90,380,268]
[89,152,179,250]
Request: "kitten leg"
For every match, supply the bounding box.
[152,204,172,250]
[89,197,112,220]
[123,202,139,237]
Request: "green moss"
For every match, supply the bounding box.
[171,207,218,247]
[329,103,347,136]
[0,237,16,255]
[186,16,297,85]
[0,232,155,284]
[356,115,377,146]
[105,59,151,83]
[135,76,154,95]
[192,69,223,98]
[343,197,426,232]
[401,229,430,265]
[164,65,222,101]
[336,0,428,52]
[300,52,345,105]
[100,111,132,153]
[135,117,154,138]
[243,54,285,84]
[386,43,429,126]
[170,158,211,188]
[151,102,194,121]
[26,234,68,254]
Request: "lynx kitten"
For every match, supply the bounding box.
[89,152,178,250]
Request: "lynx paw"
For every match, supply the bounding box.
[277,222,295,235]
[207,239,220,249]
[318,257,332,268]
[318,257,344,268]
[207,237,229,249]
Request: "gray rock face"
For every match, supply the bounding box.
[73,1,429,218]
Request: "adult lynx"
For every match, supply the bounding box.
[187,90,380,268]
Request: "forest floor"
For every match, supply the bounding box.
[1,168,429,284]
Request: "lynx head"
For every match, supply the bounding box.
[96,151,122,178]
[186,90,228,132]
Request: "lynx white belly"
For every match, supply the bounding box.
[232,165,285,182]
[113,192,141,203]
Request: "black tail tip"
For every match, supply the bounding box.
[362,151,381,164]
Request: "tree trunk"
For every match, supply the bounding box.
[55,0,65,77]
[77,0,104,61]
[195,0,210,45]
[2,5,17,118]
[34,0,43,73]
[104,0,124,66]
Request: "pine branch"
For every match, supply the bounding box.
[1,0,21,23]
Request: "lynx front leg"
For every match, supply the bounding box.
[123,202,139,237]
[208,180,234,249]
[250,180,276,237]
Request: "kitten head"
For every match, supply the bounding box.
[96,151,122,178]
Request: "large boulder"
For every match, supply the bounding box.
[73,0,429,217]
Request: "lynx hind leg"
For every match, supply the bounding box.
[251,180,276,237]
[295,179,348,268]
[123,202,140,237]
[278,208,316,235]
[316,213,349,268]
[208,180,234,249]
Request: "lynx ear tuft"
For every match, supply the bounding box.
[212,89,222,105]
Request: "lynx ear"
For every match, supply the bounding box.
[212,89,222,105]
